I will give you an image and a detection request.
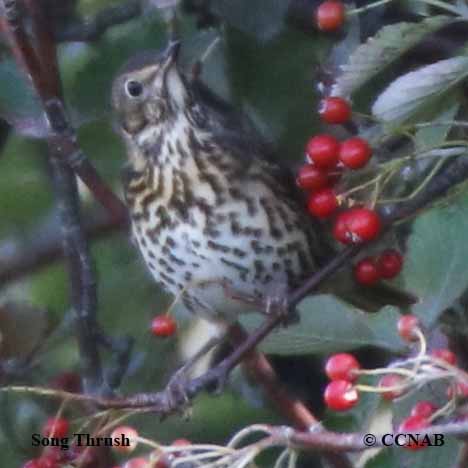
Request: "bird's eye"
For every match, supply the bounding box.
[125,80,144,98]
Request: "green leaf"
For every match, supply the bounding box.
[364,449,397,468]
[402,190,468,326]
[393,433,461,468]
[241,296,405,355]
[0,60,46,137]
[212,0,289,41]
[334,16,451,97]
[413,98,460,150]
[227,27,328,163]
[372,56,468,124]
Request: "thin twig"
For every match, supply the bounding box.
[231,324,353,468]
[5,382,468,455]
[1,0,110,395]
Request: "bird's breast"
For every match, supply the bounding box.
[122,130,319,319]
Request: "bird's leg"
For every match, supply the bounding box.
[263,284,298,327]
[218,280,296,326]
[165,332,226,411]
[264,295,296,326]
[217,281,264,310]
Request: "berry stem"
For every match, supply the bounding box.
[378,159,445,204]
[356,367,416,378]
[412,120,468,130]
[340,174,384,199]
[429,399,456,423]
[356,381,411,394]
[347,0,393,16]
[419,0,463,15]
[228,425,273,448]
[348,0,461,17]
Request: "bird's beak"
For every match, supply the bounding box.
[162,40,181,68]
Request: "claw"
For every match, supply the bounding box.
[264,295,296,327]
[206,363,230,395]
[165,368,192,414]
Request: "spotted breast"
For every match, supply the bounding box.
[112,44,323,322]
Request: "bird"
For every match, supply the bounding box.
[111,42,412,344]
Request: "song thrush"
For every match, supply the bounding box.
[111,42,405,328]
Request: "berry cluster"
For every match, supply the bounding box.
[23,417,94,468]
[298,97,380,245]
[109,426,191,468]
[297,89,409,286]
[323,314,468,450]
[22,423,192,468]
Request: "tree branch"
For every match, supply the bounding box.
[6,381,468,457]
[0,0,115,395]
[48,154,105,395]
[232,324,353,468]
[1,0,128,223]
[0,209,125,288]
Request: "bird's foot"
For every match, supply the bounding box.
[164,334,225,413]
[206,362,231,395]
[165,366,192,416]
[219,281,264,310]
[264,295,298,327]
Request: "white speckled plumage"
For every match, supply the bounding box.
[112,46,322,322]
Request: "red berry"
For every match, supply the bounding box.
[124,458,148,468]
[447,381,468,399]
[155,455,171,468]
[324,379,359,411]
[398,415,430,451]
[42,417,69,438]
[411,401,437,419]
[23,461,42,468]
[306,135,340,170]
[41,448,62,463]
[339,137,372,169]
[307,188,338,218]
[376,249,403,279]
[397,314,420,342]
[319,97,351,124]
[378,374,405,401]
[354,257,380,285]
[172,438,191,447]
[150,315,177,337]
[325,353,360,382]
[333,208,381,244]
[36,458,59,468]
[431,348,457,366]
[172,438,191,459]
[50,371,82,393]
[111,425,139,454]
[316,0,345,32]
[296,164,329,191]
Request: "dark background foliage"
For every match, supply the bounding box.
[1,1,468,467]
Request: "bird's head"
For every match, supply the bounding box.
[111,41,189,135]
